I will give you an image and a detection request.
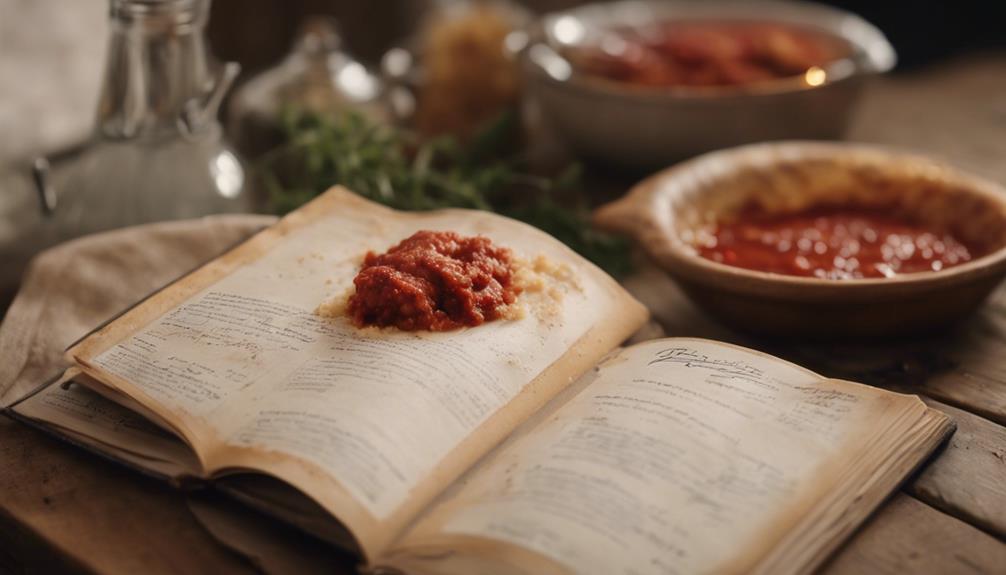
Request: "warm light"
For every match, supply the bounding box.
[336,62,380,100]
[210,150,244,199]
[804,66,827,87]
[552,15,585,45]
[600,35,629,57]
[530,44,572,81]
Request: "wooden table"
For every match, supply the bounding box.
[2,55,1006,574]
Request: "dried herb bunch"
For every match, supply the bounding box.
[258,108,632,277]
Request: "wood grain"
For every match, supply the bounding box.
[906,398,1006,540]
[625,266,1006,425]
[822,494,1006,575]
[773,286,1006,427]
[849,55,1006,186]
[913,294,1006,426]
[0,418,257,575]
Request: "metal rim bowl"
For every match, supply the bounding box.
[520,0,897,170]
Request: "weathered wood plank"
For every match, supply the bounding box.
[913,296,1006,426]
[779,288,1006,427]
[623,266,1006,427]
[0,506,91,575]
[821,494,1006,575]
[905,398,1006,540]
[0,418,256,575]
[849,54,1006,186]
[621,265,744,343]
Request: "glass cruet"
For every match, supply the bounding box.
[34,0,253,242]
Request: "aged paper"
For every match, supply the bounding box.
[12,380,202,477]
[79,190,641,523]
[404,339,894,575]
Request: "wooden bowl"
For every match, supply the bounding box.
[594,141,1006,338]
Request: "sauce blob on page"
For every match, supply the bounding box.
[348,230,521,330]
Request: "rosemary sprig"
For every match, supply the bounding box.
[257,108,632,277]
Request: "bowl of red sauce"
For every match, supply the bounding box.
[520,1,895,169]
[595,142,1006,338]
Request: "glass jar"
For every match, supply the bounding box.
[381,0,528,141]
[36,0,252,241]
[227,16,386,161]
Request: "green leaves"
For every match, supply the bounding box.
[257,108,632,277]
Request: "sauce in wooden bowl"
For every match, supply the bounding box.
[696,206,980,279]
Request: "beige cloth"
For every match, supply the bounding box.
[0,214,275,407]
[0,214,358,574]
[0,213,354,570]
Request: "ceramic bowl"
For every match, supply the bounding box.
[594,141,1006,338]
[520,0,895,170]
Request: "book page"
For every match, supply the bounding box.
[11,377,202,479]
[389,338,903,575]
[66,188,647,558]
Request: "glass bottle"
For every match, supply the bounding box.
[36,0,252,241]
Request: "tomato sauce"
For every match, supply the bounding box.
[348,230,520,331]
[573,21,848,88]
[696,207,978,279]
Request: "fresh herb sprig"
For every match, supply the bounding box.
[258,108,632,277]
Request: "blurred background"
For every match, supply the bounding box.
[1,0,1005,312]
[206,0,1006,74]
[6,0,1003,161]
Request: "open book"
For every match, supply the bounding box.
[6,188,953,574]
